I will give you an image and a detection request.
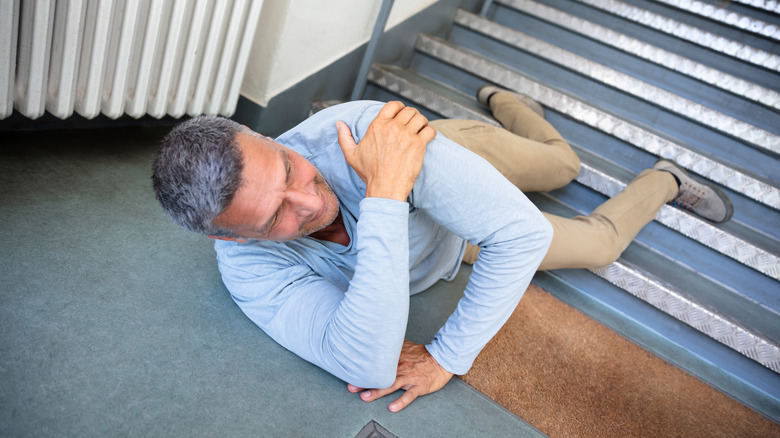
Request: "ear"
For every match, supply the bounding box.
[208,235,249,244]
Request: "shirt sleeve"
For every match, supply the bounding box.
[217,197,411,389]
[409,132,553,375]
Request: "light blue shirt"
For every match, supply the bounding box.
[215,101,552,388]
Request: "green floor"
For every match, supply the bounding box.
[0,126,542,437]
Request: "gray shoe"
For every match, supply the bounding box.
[653,159,734,223]
[476,85,545,118]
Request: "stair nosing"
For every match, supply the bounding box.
[651,0,780,42]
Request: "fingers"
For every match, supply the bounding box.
[354,384,419,413]
[419,124,437,143]
[347,383,363,394]
[358,383,403,403]
[396,106,429,133]
[376,101,406,120]
[378,101,430,134]
[394,105,419,124]
[389,387,419,413]
[348,340,454,413]
[335,121,356,154]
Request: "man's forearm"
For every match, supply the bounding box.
[331,198,412,388]
[426,212,552,375]
[406,131,554,376]
[328,101,434,387]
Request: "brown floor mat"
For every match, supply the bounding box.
[460,284,779,437]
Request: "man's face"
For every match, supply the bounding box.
[211,131,340,242]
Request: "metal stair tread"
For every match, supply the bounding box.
[731,0,780,14]
[650,0,780,42]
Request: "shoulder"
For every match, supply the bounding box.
[275,100,385,153]
[213,239,320,302]
[214,239,300,277]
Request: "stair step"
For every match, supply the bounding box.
[484,1,779,166]
[651,0,780,42]
[532,267,780,421]
[732,0,780,14]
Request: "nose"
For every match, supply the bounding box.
[285,187,320,218]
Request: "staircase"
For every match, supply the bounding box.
[359,0,779,420]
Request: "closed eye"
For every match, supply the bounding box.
[285,152,293,181]
[258,149,292,235]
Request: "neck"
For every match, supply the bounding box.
[308,212,350,246]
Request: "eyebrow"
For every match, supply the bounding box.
[257,148,290,235]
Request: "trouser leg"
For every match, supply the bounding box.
[430,92,580,192]
[438,91,675,269]
[460,169,677,267]
[538,169,678,270]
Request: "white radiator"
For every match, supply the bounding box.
[0,0,263,120]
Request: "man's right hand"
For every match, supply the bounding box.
[336,101,436,202]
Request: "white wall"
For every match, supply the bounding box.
[240,0,437,106]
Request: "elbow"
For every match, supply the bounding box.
[524,207,553,254]
[539,213,554,262]
[540,214,554,250]
[344,349,401,389]
[366,372,397,390]
[523,209,554,267]
[349,364,397,389]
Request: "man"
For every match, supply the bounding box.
[152,87,732,412]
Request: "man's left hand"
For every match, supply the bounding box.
[347,340,454,412]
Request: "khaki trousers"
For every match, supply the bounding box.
[430,92,678,270]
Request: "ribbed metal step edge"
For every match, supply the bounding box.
[575,0,780,72]
[652,0,780,42]
[454,9,779,155]
[414,35,780,210]
[367,63,780,372]
[732,0,780,14]
[592,260,780,373]
[498,0,780,111]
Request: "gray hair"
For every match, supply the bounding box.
[152,115,246,236]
